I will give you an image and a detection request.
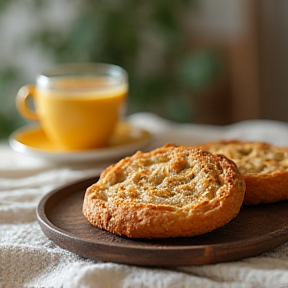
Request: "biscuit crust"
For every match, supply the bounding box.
[83,144,245,238]
[197,140,288,205]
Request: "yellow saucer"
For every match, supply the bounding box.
[9,122,152,163]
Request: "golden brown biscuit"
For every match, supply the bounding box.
[83,144,245,238]
[197,140,288,205]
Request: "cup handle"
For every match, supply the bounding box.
[16,85,40,121]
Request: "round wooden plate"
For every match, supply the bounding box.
[37,176,288,266]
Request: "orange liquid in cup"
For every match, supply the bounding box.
[35,79,127,150]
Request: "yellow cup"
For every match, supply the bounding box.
[16,63,128,150]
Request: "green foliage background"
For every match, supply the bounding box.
[0,0,222,139]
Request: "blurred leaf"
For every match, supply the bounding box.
[0,0,10,10]
[0,114,17,139]
[165,93,195,123]
[177,50,223,91]
[0,67,26,138]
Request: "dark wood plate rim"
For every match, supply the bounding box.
[36,176,288,266]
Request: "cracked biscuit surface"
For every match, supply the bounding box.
[197,140,288,205]
[83,144,245,238]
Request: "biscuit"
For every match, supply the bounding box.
[83,144,245,238]
[197,140,288,205]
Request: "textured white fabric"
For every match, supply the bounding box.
[1,112,288,288]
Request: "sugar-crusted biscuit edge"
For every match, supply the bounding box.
[196,140,288,205]
[83,145,246,238]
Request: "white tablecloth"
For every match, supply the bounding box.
[1,112,288,288]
